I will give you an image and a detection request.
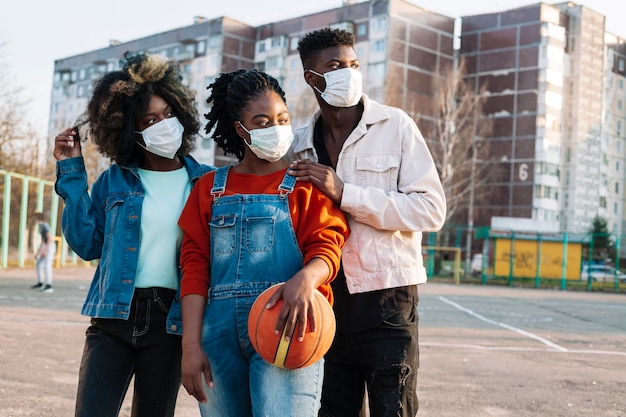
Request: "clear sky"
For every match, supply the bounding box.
[1,0,625,138]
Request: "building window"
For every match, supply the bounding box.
[619,100,623,110]
[271,36,283,48]
[620,79,624,90]
[258,42,266,53]
[618,120,622,136]
[357,24,367,37]
[208,36,220,50]
[615,203,619,214]
[599,196,606,208]
[371,17,387,32]
[266,56,280,69]
[616,182,620,194]
[372,39,386,53]
[197,41,206,55]
[290,37,299,52]
[620,59,625,72]
[534,185,558,199]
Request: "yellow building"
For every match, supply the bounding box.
[493,235,582,280]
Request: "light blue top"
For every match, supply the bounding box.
[136,167,191,290]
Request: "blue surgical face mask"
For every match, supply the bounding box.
[135,117,184,159]
[238,123,294,162]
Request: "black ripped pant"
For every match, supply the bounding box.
[319,304,419,417]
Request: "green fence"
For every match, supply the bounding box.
[0,169,84,269]
[426,227,625,293]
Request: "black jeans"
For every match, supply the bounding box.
[319,304,419,417]
[75,288,182,417]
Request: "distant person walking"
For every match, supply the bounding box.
[31,211,56,293]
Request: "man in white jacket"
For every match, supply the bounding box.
[287,28,446,417]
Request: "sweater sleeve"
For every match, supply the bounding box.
[289,182,350,302]
[179,171,350,304]
[179,173,214,299]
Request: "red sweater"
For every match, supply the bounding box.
[179,168,349,304]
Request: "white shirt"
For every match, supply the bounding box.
[289,95,446,293]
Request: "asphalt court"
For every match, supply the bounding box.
[420,284,626,351]
[1,267,625,416]
[417,283,626,417]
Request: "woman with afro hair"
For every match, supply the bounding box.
[177,68,349,416]
[53,51,213,417]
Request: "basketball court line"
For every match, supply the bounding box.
[420,341,626,356]
[437,295,569,352]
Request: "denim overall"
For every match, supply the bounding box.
[198,166,323,417]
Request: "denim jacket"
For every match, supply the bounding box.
[55,156,213,335]
[288,95,446,293]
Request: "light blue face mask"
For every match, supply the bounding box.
[238,123,294,162]
[309,68,363,107]
[135,117,184,159]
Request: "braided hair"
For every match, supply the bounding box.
[83,51,200,166]
[204,69,286,161]
[297,28,355,69]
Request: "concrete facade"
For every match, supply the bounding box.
[47,0,625,236]
[460,2,626,236]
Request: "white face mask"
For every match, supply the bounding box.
[309,68,363,108]
[239,123,294,162]
[135,117,184,159]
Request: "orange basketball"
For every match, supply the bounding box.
[248,283,336,369]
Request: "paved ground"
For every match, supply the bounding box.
[1,266,625,416]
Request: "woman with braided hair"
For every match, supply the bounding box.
[53,51,213,417]
[178,68,350,416]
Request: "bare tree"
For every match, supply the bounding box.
[0,41,44,176]
[422,59,493,227]
[0,40,58,253]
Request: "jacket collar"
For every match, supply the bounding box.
[293,95,391,153]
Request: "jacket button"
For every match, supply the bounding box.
[170,324,178,332]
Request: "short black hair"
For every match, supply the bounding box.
[204,69,286,161]
[297,28,355,69]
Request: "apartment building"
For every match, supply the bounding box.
[48,0,455,167]
[47,0,624,238]
[460,2,625,236]
[49,16,258,166]
[255,0,455,133]
[603,33,626,239]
